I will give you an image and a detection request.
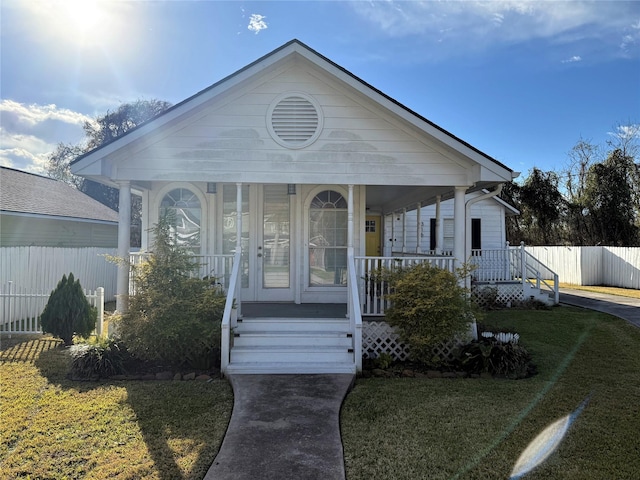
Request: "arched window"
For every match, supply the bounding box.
[160,188,201,253]
[309,190,347,286]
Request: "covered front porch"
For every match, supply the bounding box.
[125,181,474,375]
[126,180,557,374]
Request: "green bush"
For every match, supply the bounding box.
[382,262,477,364]
[69,337,130,379]
[456,337,535,379]
[117,216,226,369]
[40,273,96,345]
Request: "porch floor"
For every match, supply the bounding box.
[240,302,347,318]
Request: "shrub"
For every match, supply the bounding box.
[383,262,477,364]
[69,337,130,379]
[456,336,535,379]
[117,216,226,369]
[40,273,96,345]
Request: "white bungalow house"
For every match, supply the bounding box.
[70,40,555,375]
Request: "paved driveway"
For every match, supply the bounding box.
[559,288,640,328]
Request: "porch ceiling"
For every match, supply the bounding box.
[366,181,500,214]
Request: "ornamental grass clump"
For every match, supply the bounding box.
[117,216,226,370]
[40,273,96,346]
[383,262,476,364]
[69,336,130,379]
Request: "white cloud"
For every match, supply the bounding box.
[350,1,639,60]
[562,56,582,64]
[0,101,89,174]
[248,14,267,34]
[608,124,640,141]
[0,100,92,128]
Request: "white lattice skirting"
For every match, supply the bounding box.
[472,283,524,309]
[362,321,463,363]
[362,321,410,361]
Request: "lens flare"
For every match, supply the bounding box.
[510,395,591,479]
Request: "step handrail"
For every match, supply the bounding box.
[518,247,560,304]
[347,251,362,372]
[220,250,241,375]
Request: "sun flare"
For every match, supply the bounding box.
[62,0,105,34]
[59,0,108,36]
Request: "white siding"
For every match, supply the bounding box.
[112,64,472,186]
[0,215,118,248]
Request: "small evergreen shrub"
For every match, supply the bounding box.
[40,273,96,345]
[69,337,130,379]
[117,216,226,369]
[383,262,477,364]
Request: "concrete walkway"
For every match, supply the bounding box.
[560,288,640,328]
[204,374,355,480]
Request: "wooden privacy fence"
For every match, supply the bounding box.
[525,246,640,290]
[0,282,105,336]
[0,247,117,300]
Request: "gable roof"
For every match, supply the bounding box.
[0,167,118,223]
[71,39,514,182]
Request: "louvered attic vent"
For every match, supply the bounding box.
[268,93,322,149]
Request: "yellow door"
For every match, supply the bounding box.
[365,215,381,256]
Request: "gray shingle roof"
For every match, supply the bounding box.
[0,167,118,223]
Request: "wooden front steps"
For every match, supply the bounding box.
[226,316,356,374]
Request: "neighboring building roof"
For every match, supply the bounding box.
[0,167,118,223]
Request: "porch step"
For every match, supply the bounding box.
[234,331,352,348]
[231,345,353,363]
[236,317,350,331]
[228,316,355,374]
[225,362,357,375]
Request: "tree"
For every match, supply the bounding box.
[562,139,600,245]
[47,99,171,247]
[83,99,171,151]
[40,273,96,345]
[118,215,226,369]
[499,180,523,245]
[583,149,639,246]
[561,125,639,246]
[517,168,564,245]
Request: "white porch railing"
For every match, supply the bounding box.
[469,243,559,304]
[355,255,456,316]
[129,253,235,294]
[347,252,363,372]
[0,281,105,336]
[220,251,241,375]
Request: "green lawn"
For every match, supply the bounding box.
[0,336,233,480]
[341,306,640,479]
[2,306,639,479]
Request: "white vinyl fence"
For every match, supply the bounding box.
[0,247,117,300]
[0,282,105,336]
[525,246,640,290]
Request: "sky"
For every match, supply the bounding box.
[1,0,639,183]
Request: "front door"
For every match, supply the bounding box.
[365,215,382,256]
[222,184,295,302]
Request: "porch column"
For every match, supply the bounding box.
[390,212,395,253]
[402,208,407,253]
[347,184,354,252]
[416,203,422,254]
[116,181,131,313]
[435,195,443,254]
[453,186,467,270]
[236,183,242,317]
